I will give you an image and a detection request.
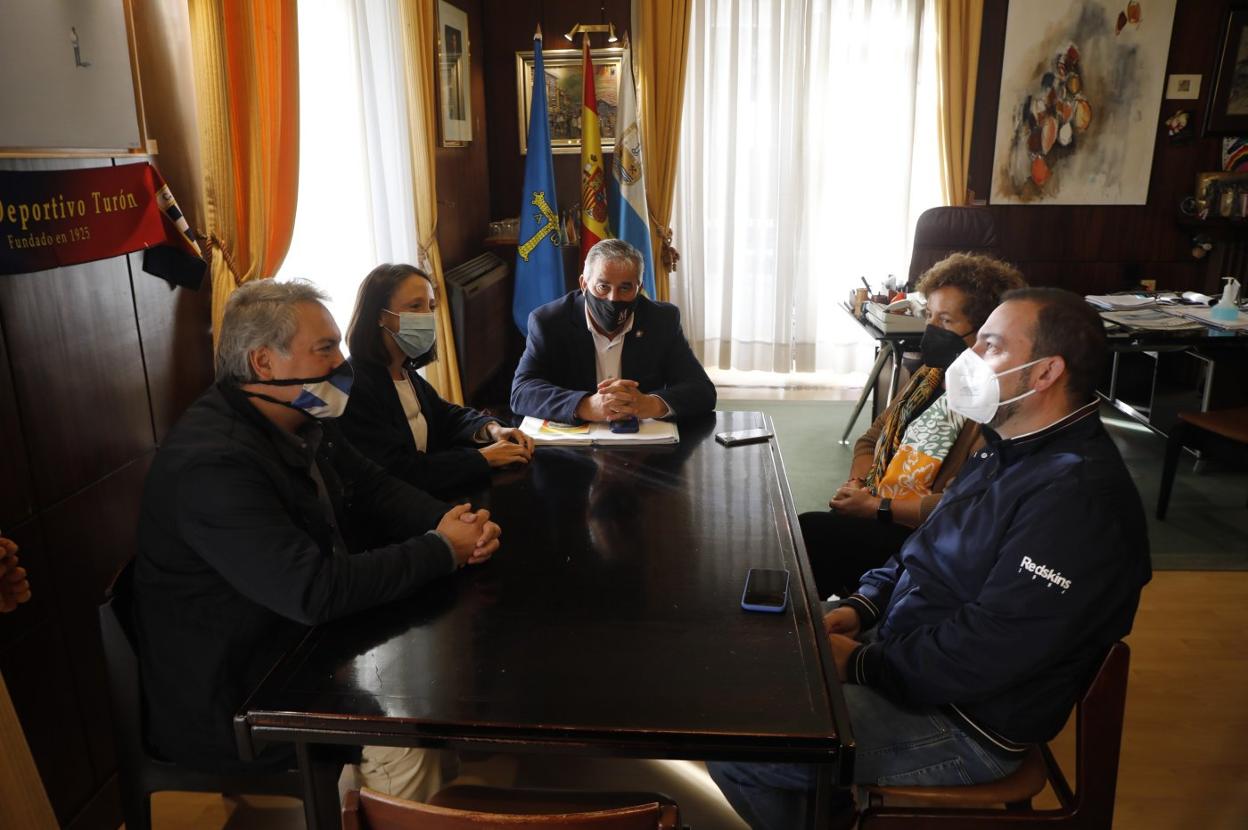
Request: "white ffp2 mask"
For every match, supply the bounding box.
[945,348,1048,424]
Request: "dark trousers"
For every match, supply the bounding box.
[798,510,915,599]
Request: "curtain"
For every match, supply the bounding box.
[189,0,300,345]
[395,0,463,404]
[934,0,983,205]
[633,0,693,303]
[672,0,941,375]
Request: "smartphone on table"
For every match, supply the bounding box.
[609,416,640,433]
[741,568,790,613]
[716,428,773,447]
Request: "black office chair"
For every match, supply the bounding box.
[905,207,1000,291]
[98,559,304,830]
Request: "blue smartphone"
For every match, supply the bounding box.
[741,568,790,613]
[609,416,640,433]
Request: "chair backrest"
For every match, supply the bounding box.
[1068,641,1131,825]
[98,559,147,767]
[906,207,999,290]
[343,788,668,830]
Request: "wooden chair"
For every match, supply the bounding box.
[1157,406,1248,519]
[98,560,303,830]
[342,785,682,829]
[859,642,1130,829]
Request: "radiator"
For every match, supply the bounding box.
[443,252,513,404]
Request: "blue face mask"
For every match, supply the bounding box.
[383,310,437,361]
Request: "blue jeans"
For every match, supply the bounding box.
[708,684,1023,830]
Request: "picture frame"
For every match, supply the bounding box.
[436,0,471,146]
[0,0,148,156]
[515,47,623,155]
[1205,4,1248,136]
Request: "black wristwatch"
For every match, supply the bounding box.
[876,497,893,524]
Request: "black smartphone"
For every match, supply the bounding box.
[609,416,640,433]
[715,428,773,447]
[740,568,790,613]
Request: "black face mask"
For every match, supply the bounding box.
[920,324,972,370]
[585,290,636,333]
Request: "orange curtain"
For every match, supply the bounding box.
[189,0,300,344]
[394,0,464,404]
[934,0,983,206]
[634,0,693,303]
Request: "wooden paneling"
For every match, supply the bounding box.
[0,316,34,528]
[968,0,1230,294]
[0,257,154,508]
[128,252,214,441]
[436,0,493,270]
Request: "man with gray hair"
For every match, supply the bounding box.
[511,238,715,424]
[134,279,500,799]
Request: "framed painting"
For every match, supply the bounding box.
[0,0,146,155]
[1205,4,1248,136]
[988,0,1177,205]
[437,0,471,146]
[515,47,623,155]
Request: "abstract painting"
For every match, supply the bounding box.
[990,0,1177,204]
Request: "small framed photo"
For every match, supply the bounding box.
[437,0,471,146]
[1205,4,1248,136]
[515,47,623,155]
[1165,74,1201,100]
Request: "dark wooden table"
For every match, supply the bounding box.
[236,411,852,829]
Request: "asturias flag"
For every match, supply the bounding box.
[579,37,611,265]
[512,28,565,334]
[606,38,656,298]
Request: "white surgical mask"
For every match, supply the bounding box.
[383,310,436,360]
[945,348,1048,424]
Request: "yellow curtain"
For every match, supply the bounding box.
[634,0,693,303]
[933,0,983,206]
[395,0,464,404]
[0,673,57,830]
[189,0,300,345]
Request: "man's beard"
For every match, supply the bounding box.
[987,366,1031,431]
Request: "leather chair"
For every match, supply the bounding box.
[905,207,999,290]
[859,642,1131,829]
[98,559,303,830]
[1157,406,1248,519]
[342,785,683,829]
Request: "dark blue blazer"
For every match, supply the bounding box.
[510,291,716,424]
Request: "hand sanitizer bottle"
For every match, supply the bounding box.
[1210,277,1241,321]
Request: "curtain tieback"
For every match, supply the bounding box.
[203,233,243,286]
[651,219,680,273]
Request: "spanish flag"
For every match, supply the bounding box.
[579,37,610,265]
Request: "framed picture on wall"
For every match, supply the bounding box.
[437,0,472,146]
[1205,4,1248,136]
[0,0,146,155]
[516,47,622,154]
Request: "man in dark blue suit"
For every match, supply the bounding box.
[511,239,716,424]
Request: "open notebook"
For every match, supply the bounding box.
[518,416,680,446]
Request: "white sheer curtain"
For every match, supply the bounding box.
[278,0,423,334]
[673,0,942,376]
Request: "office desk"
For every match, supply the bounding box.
[236,411,851,829]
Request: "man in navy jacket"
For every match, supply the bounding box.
[510,239,715,424]
[710,288,1151,830]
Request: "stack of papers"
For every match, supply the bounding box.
[519,416,680,446]
[1099,309,1206,331]
[1085,294,1156,310]
[1161,306,1248,331]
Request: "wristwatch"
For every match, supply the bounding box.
[876,497,893,524]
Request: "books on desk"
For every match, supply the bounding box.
[1099,308,1206,331]
[1162,306,1248,331]
[519,416,680,446]
[1085,294,1157,310]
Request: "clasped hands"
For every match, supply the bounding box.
[0,536,31,613]
[479,422,535,468]
[828,477,880,520]
[823,605,862,682]
[435,504,502,568]
[575,378,667,422]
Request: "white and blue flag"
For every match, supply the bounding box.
[607,39,656,298]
